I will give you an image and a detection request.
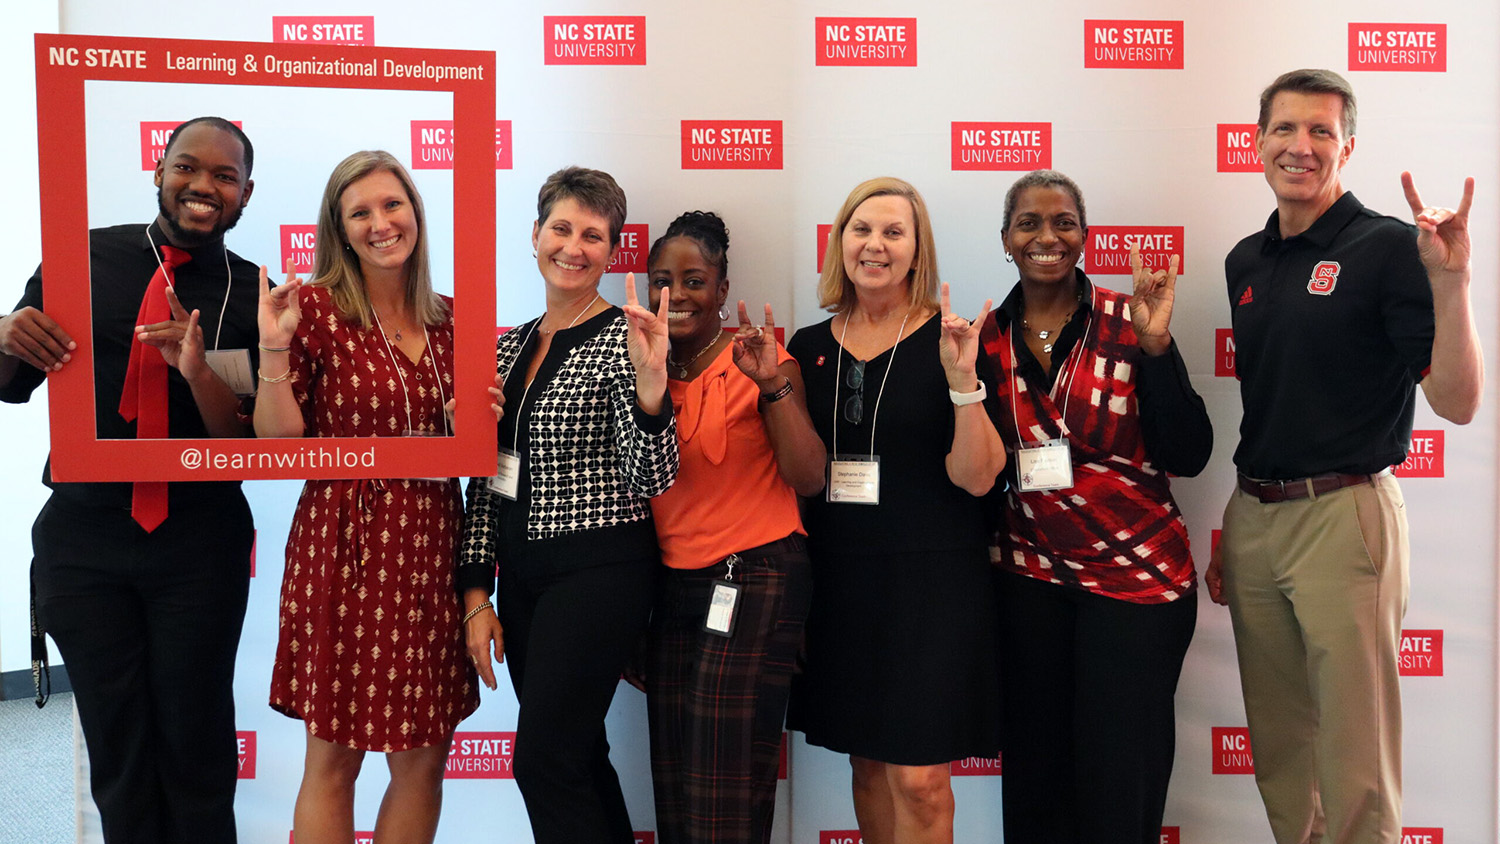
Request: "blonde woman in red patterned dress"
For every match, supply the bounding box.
[255,150,479,844]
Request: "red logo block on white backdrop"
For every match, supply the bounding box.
[1348,23,1446,72]
[1399,630,1443,676]
[608,224,648,274]
[1159,828,1180,844]
[634,833,656,844]
[445,731,515,778]
[1084,20,1184,69]
[236,730,255,779]
[1085,226,1185,275]
[280,225,317,275]
[1212,727,1254,774]
[950,122,1051,171]
[1217,124,1262,173]
[544,16,646,65]
[681,121,783,170]
[816,224,833,272]
[139,119,243,171]
[821,833,864,844]
[271,16,374,45]
[1395,430,1443,477]
[1401,828,1443,844]
[949,754,1002,776]
[409,120,512,170]
[1214,329,1235,378]
[815,17,917,66]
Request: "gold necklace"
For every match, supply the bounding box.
[668,332,725,378]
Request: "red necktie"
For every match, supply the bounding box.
[118,244,192,532]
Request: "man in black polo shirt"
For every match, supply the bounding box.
[0,118,261,844]
[1206,69,1482,844]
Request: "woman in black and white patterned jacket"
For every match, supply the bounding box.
[456,166,679,844]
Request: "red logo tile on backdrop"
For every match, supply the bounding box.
[1394,430,1443,477]
[271,16,374,45]
[544,16,646,65]
[1399,630,1443,676]
[815,18,917,66]
[410,120,513,170]
[1084,20,1184,69]
[681,121,783,170]
[949,754,1002,776]
[951,122,1051,171]
[139,120,242,171]
[445,731,515,778]
[607,224,649,274]
[236,731,256,779]
[1212,727,1254,774]
[1217,124,1262,173]
[1085,226,1185,275]
[280,225,317,275]
[1348,23,1446,72]
[1214,329,1236,377]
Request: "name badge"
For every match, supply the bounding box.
[703,581,741,638]
[827,454,880,505]
[1016,438,1073,492]
[204,349,254,396]
[489,447,521,499]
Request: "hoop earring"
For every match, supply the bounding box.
[718,306,729,321]
[1004,252,1014,263]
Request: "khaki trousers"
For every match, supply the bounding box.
[1221,472,1408,844]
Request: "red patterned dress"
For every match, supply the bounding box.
[269,286,478,752]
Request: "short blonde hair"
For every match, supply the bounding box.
[816,177,939,314]
[311,150,447,329]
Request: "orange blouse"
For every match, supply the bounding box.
[649,343,805,569]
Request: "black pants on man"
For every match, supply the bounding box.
[33,492,253,844]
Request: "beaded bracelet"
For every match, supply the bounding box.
[463,600,494,624]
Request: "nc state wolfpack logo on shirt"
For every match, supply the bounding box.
[1308,260,1341,295]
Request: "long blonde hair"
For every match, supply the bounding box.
[816,177,940,314]
[311,150,447,328]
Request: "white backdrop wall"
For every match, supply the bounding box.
[1,2,1495,843]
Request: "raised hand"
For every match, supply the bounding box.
[138,285,208,380]
[1402,172,1474,279]
[0,306,75,372]
[259,258,304,349]
[731,300,781,386]
[621,272,669,386]
[937,282,992,391]
[1128,242,1179,357]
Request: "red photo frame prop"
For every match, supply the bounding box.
[35,34,496,481]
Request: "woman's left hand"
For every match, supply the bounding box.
[732,300,782,387]
[937,282,991,391]
[623,272,670,410]
[1129,242,1179,357]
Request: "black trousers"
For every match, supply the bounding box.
[32,492,253,844]
[498,554,657,844]
[996,570,1197,844]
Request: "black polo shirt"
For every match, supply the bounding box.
[1226,192,1433,479]
[1,221,261,508]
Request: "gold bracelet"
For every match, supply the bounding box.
[463,600,494,624]
[258,367,292,383]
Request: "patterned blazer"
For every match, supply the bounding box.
[458,312,679,573]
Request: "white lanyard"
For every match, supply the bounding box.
[371,309,448,436]
[1006,284,1096,445]
[831,309,909,459]
[145,227,232,350]
[508,293,599,453]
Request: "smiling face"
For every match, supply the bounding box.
[338,168,418,281]
[841,194,917,298]
[647,235,727,348]
[1256,90,1354,224]
[153,123,253,248]
[532,196,620,297]
[1004,186,1085,286]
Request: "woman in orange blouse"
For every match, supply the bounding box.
[644,211,825,844]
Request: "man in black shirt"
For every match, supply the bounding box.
[1206,70,1481,844]
[0,118,261,844]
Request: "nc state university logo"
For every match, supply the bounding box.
[1308,260,1340,295]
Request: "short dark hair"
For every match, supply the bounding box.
[161,116,254,177]
[1257,68,1358,137]
[1001,170,1087,235]
[648,211,730,279]
[535,166,627,247]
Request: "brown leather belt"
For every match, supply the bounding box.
[1236,472,1379,503]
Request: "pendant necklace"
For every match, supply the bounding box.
[668,332,724,379]
[1022,288,1083,354]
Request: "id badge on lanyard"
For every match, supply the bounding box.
[702,554,743,638]
[827,454,881,505]
[1015,438,1073,491]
